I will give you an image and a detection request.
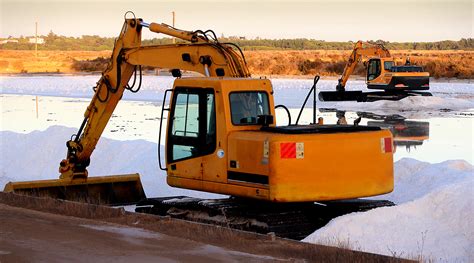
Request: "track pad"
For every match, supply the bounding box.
[318,91,363,102]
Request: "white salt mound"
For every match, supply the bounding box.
[0,126,221,198]
[304,158,473,262]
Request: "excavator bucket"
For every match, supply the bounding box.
[3,174,146,206]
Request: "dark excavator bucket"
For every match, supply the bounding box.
[3,174,146,206]
[318,90,364,102]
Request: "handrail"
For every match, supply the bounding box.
[275,105,292,126]
[158,89,173,171]
[295,75,320,125]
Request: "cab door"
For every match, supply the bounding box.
[367,58,382,84]
[166,87,216,180]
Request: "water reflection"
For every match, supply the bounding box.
[320,109,431,153]
[356,112,430,152]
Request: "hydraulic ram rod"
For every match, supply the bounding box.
[140,21,207,43]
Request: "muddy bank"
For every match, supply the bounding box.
[0,204,282,262]
[0,192,410,262]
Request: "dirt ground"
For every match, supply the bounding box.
[0,204,283,263]
[0,193,410,263]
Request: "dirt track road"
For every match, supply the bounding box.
[0,204,281,263]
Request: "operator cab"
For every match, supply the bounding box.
[166,86,273,163]
[161,77,275,179]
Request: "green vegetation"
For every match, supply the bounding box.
[232,38,474,51]
[1,31,473,51]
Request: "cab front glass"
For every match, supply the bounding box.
[229,92,270,125]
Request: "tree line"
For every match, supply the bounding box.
[1,31,472,51]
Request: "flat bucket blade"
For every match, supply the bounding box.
[3,173,146,206]
[318,91,363,101]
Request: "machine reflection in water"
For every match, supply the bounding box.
[326,109,430,152]
[357,112,430,152]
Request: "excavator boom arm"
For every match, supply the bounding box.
[124,44,250,77]
[59,18,250,179]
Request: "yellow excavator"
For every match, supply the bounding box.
[4,14,394,239]
[319,41,431,102]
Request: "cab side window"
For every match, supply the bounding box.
[172,93,199,138]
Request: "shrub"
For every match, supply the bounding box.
[71,57,109,72]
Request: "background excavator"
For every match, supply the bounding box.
[319,41,431,102]
[4,14,395,239]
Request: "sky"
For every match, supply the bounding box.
[0,0,472,42]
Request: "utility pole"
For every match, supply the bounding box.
[172,11,176,44]
[35,22,38,57]
[36,96,39,119]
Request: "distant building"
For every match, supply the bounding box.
[28,37,45,44]
[228,36,246,40]
[0,39,19,44]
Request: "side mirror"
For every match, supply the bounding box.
[171,69,182,78]
[257,115,274,126]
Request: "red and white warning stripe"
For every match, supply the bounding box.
[381,137,393,153]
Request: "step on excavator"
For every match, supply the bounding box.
[319,41,432,102]
[4,14,395,239]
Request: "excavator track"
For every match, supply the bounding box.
[135,196,394,240]
[318,90,432,102]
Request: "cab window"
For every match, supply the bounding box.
[229,92,269,125]
[168,88,216,162]
[367,59,381,81]
[384,61,394,71]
